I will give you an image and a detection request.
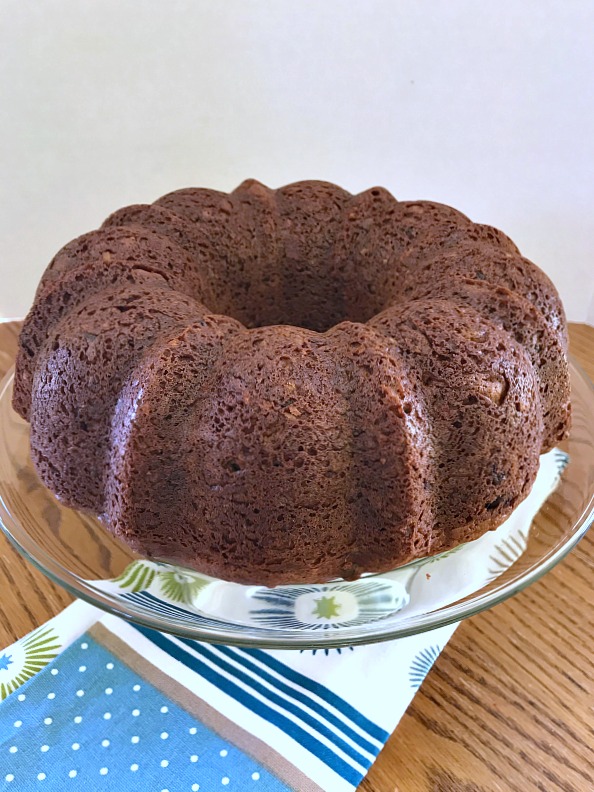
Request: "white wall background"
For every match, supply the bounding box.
[1,0,593,322]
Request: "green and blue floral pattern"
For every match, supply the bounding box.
[112,560,210,605]
[0,626,61,700]
[409,645,441,689]
[248,579,410,630]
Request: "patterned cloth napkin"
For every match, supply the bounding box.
[0,603,456,791]
[0,452,566,792]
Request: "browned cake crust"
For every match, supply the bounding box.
[12,180,571,585]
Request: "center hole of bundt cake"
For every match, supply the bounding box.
[221,265,385,333]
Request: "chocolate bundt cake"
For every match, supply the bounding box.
[13,180,571,585]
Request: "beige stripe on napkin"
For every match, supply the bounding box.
[90,623,324,792]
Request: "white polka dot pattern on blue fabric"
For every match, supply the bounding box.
[0,634,289,791]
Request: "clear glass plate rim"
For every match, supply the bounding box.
[0,360,593,649]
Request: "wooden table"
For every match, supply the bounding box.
[0,320,592,792]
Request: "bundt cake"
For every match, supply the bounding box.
[12,180,571,586]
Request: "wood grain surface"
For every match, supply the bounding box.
[0,320,592,792]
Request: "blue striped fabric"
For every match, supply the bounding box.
[123,593,388,742]
[215,644,382,755]
[237,647,390,743]
[132,624,385,786]
[195,644,370,765]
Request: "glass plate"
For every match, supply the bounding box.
[0,362,592,649]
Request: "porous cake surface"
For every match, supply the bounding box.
[13,180,571,585]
